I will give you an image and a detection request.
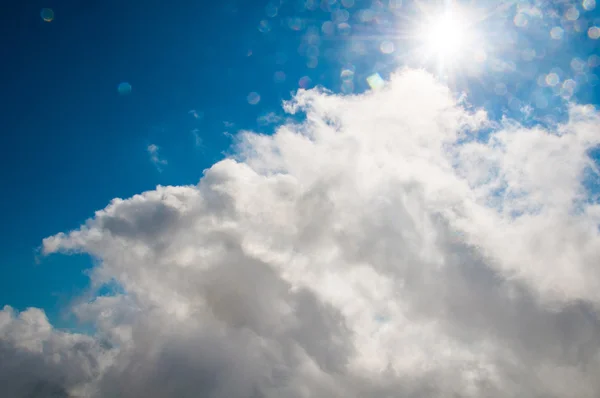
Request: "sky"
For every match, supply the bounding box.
[1,0,600,397]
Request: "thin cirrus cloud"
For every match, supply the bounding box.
[2,69,600,397]
[147,144,168,171]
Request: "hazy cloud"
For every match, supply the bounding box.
[257,111,283,126]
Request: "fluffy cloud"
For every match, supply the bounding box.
[0,306,112,397]
[5,69,600,397]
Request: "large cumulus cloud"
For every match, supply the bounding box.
[4,69,600,397]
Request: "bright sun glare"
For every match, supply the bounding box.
[414,3,477,72]
[425,12,466,57]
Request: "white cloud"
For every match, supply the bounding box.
[4,69,600,397]
[147,144,168,171]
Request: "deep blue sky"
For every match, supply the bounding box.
[1,0,599,327]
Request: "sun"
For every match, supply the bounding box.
[412,3,479,73]
[423,12,466,57]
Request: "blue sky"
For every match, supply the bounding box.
[1,0,599,328]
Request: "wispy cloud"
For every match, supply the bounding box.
[257,111,283,126]
[188,109,203,119]
[191,129,203,147]
[147,143,167,171]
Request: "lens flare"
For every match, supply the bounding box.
[367,73,385,90]
[117,82,132,95]
[40,8,54,22]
